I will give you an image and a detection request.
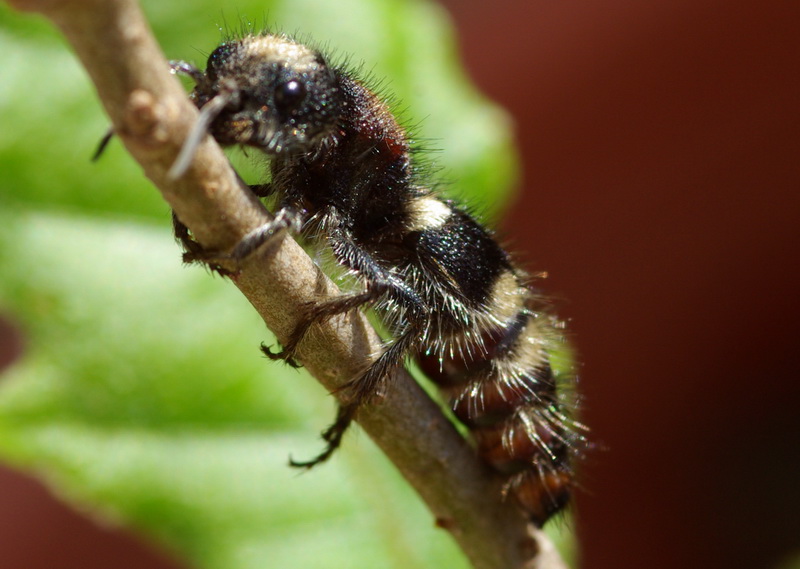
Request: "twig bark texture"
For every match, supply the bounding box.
[6,1,569,568]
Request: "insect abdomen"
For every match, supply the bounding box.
[418,270,579,526]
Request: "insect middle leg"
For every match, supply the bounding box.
[265,238,423,361]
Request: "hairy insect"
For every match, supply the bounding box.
[170,31,587,526]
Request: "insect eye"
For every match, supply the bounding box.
[274,79,307,113]
[205,43,233,82]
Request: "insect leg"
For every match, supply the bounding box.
[175,206,302,268]
[249,183,274,198]
[286,228,426,467]
[227,207,302,260]
[290,320,423,469]
[267,225,423,361]
[289,402,356,468]
[345,321,423,402]
[172,211,211,265]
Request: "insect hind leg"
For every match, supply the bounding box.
[290,323,422,468]
[342,323,422,401]
[289,403,357,468]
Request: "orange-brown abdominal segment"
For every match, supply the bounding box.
[418,278,583,526]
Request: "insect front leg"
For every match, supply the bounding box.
[173,202,301,269]
[227,207,302,260]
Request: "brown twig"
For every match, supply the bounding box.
[6,0,569,567]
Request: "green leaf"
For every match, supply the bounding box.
[0,211,470,569]
[0,1,573,569]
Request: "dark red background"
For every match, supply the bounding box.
[2,0,799,568]
[443,1,800,568]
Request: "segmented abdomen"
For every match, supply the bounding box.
[418,276,583,527]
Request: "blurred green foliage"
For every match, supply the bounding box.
[0,1,574,568]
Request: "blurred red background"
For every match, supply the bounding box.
[442,1,800,567]
[1,0,799,568]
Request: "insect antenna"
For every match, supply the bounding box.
[169,86,240,179]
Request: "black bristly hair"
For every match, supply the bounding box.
[169,31,587,527]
